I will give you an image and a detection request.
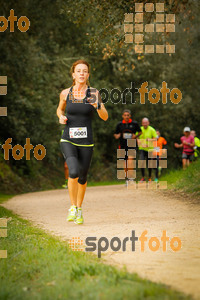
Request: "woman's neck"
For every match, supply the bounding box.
[73,83,88,91]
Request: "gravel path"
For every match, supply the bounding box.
[2,185,200,299]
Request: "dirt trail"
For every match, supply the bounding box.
[1,185,200,299]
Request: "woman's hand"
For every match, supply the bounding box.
[59,115,68,124]
[88,88,108,121]
[183,141,192,146]
[174,143,179,148]
[87,97,98,109]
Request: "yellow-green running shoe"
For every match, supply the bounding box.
[67,205,77,221]
[62,180,68,189]
[74,208,84,225]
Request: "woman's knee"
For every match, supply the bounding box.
[78,177,87,185]
[66,157,79,178]
[68,167,79,179]
[78,170,87,184]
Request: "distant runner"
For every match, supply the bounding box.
[153,130,167,181]
[174,127,195,169]
[190,130,200,159]
[138,118,157,182]
[114,109,142,185]
[62,162,69,189]
[61,129,69,189]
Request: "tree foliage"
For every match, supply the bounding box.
[0,0,199,190]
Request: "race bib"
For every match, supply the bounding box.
[69,127,87,138]
[123,133,132,139]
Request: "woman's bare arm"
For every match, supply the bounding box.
[174,143,183,148]
[89,88,108,121]
[57,88,70,124]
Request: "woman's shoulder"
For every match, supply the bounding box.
[60,87,72,101]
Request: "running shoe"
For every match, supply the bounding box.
[74,208,84,225]
[67,205,77,221]
[154,178,159,182]
[62,180,68,189]
[148,178,152,182]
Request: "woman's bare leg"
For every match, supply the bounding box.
[182,159,187,169]
[68,177,78,206]
[77,182,87,208]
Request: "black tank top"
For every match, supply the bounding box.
[61,86,95,146]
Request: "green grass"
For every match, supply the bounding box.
[0,195,192,300]
[160,159,200,196]
[0,194,15,205]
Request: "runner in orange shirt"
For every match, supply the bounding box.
[153,130,167,181]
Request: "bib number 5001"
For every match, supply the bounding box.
[69,127,87,138]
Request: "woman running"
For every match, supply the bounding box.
[174,127,195,169]
[57,60,108,224]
